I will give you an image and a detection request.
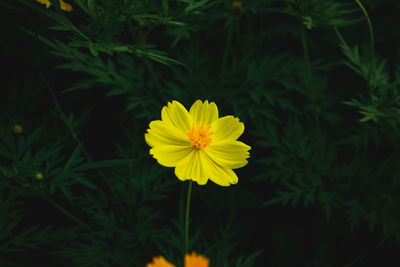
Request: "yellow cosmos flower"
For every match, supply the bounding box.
[145,100,250,186]
[146,256,175,267]
[185,252,210,267]
[36,0,73,11]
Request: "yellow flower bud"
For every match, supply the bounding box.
[13,124,23,134]
[232,1,242,15]
[35,172,44,180]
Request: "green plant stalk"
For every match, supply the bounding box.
[143,56,166,102]
[39,194,94,233]
[301,25,314,101]
[139,26,166,102]
[38,62,89,162]
[44,78,104,166]
[45,79,80,145]
[127,20,166,102]
[0,182,24,191]
[1,178,93,232]
[301,25,320,132]
[344,253,368,267]
[40,73,122,221]
[42,76,120,197]
[185,180,193,255]
[354,0,374,86]
[219,19,234,87]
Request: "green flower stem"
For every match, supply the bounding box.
[0,182,23,191]
[185,180,193,255]
[40,74,122,225]
[354,0,374,86]
[143,56,166,102]
[0,181,94,233]
[301,25,314,102]
[34,41,114,233]
[42,75,120,200]
[344,253,368,267]
[45,79,81,146]
[301,25,320,132]
[354,0,374,58]
[39,194,94,233]
[219,18,234,87]
[137,25,166,103]
[126,20,166,102]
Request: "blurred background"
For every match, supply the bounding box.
[1,0,400,266]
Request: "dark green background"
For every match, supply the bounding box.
[1,0,400,266]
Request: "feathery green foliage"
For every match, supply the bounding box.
[2,0,400,266]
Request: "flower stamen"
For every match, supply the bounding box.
[187,123,213,149]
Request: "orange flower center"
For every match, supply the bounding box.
[187,123,213,149]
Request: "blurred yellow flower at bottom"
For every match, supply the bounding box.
[185,252,209,267]
[35,0,73,11]
[146,252,209,267]
[146,256,175,267]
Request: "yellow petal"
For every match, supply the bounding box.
[161,101,192,132]
[185,252,210,267]
[145,120,190,148]
[203,153,238,186]
[176,150,239,186]
[211,115,244,143]
[150,145,193,167]
[206,141,250,169]
[189,100,219,125]
[146,256,175,267]
[36,0,51,8]
[36,0,73,11]
[174,150,209,185]
[60,0,73,11]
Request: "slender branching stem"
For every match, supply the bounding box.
[354,0,374,85]
[143,57,166,102]
[0,182,24,191]
[301,25,314,101]
[185,180,193,255]
[301,25,320,132]
[43,77,104,167]
[40,194,95,233]
[138,27,166,102]
[34,33,116,234]
[1,180,94,233]
[41,75,120,217]
[343,253,368,267]
[219,19,234,87]
[45,80,81,147]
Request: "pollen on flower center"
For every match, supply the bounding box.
[187,123,213,149]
